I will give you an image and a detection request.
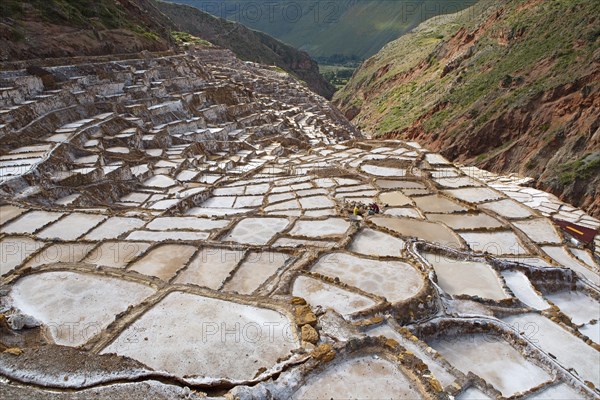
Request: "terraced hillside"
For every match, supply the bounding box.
[156,0,335,98]
[0,44,599,399]
[0,0,333,99]
[335,0,600,217]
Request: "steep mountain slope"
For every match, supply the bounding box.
[335,0,600,217]
[164,0,476,60]
[0,0,174,61]
[156,1,334,98]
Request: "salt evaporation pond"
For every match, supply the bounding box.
[544,290,599,325]
[459,231,528,256]
[413,194,466,213]
[423,253,508,300]
[428,333,551,397]
[222,217,289,245]
[503,313,600,387]
[501,271,549,310]
[292,356,424,400]
[84,241,151,268]
[37,213,106,240]
[0,236,45,274]
[10,271,155,346]
[349,228,405,257]
[371,216,463,248]
[292,275,376,316]
[174,247,245,290]
[102,291,299,380]
[367,323,456,387]
[288,218,350,238]
[129,244,197,280]
[426,213,504,230]
[223,251,290,294]
[311,252,424,302]
[2,210,63,234]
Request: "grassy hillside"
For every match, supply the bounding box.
[335,0,600,216]
[0,0,174,61]
[156,1,334,98]
[162,0,476,60]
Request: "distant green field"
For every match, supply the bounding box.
[163,0,477,59]
[319,64,356,90]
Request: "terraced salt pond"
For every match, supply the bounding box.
[9,271,155,346]
[426,213,504,230]
[371,216,463,248]
[512,218,563,244]
[222,217,289,245]
[288,218,350,238]
[423,253,508,300]
[501,270,549,310]
[527,383,584,399]
[102,292,299,380]
[292,356,424,399]
[222,251,291,294]
[174,247,245,289]
[379,191,412,206]
[478,199,534,219]
[349,228,405,257]
[129,244,197,280]
[83,217,145,240]
[1,47,599,398]
[443,187,502,203]
[146,217,230,231]
[412,194,466,213]
[37,213,106,240]
[375,179,426,190]
[0,236,45,274]
[544,290,599,325]
[459,231,528,256]
[2,210,63,234]
[428,333,551,397]
[24,243,94,268]
[84,241,152,268]
[292,275,376,316]
[360,164,407,177]
[367,323,457,387]
[503,313,600,387]
[0,205,27,225]
[311,252,424,302]
[541,246,600,285]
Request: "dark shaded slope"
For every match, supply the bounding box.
[156,1,334,98]
[0,0,175,61]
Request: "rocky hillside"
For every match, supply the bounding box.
[0,0,174,61]
[155,1,334,98]
[335,0,600,217]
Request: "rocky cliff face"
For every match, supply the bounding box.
[335,0,600,217]
[155,1,335,99]
[0,0,174,61]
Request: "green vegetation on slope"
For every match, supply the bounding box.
[337,0,599,138]
[335,0,600,215]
